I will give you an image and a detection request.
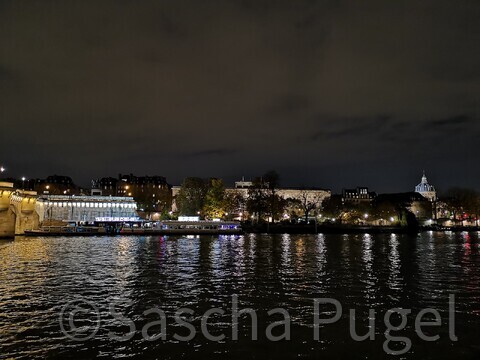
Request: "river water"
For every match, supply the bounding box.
[0,232,479,359]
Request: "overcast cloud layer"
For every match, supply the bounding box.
[1,0,479,192]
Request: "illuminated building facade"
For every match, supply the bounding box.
[342,187,376,203]
[35,195,138,224]
[415,172,436,201]
[93,174,172,214]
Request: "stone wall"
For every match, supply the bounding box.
[0,183,15,238]
[0,183,39,236]
[10,191,39,235]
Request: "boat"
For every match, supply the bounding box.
[24,225,105,237]
[119,220,243,235]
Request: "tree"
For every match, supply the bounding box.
[223,191,245,220]
[298,190,322,223]
[284,198,302,222]
[263,170,283,222]
[270,195,287,222]
[246,180,268,222]
[370,200,399,224]
[246,171,285,222]
[202,178,226,219]
[320,195,343,221]
[443,188,479,225]
[175,177,208,216]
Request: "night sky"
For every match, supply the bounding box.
[1,0,479,193]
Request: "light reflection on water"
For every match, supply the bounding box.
[0,233,480,359]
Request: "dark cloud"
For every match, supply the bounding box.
[0,64,13,82]
[0,0,479,192]
[184,148,239,158]
[309,115,392,141]
[427,115,474,128]
[268,94,311,115]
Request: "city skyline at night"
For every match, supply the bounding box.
[1,0,479,192]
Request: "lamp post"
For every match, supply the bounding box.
[21,177,26,190]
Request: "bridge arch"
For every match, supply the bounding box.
[0,183,39,237]
[0,183,15,238]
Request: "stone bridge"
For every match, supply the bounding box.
[0,182,39,238]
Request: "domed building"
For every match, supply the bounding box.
[415,172,436,201]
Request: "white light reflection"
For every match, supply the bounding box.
[280,233,291,271]
[387,234,403,292]
[176,237,200,296]
[113,237,136,300]
[294,237,306,275]
[316,234,327,273]
[247,233,257,263]
[232,235,246,279]
[210,236,227,285]
[361,234,377,304]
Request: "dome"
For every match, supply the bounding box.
[415,172,436,201]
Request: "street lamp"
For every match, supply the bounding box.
[21,177,26,189]
[0,166,5,173]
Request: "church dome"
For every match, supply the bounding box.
[415,172,436,201]
[415,173,435,192]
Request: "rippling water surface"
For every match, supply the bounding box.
[1,232,480,359]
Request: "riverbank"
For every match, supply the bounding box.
[242,223,480,234]
[5,224,480,239]
[242,223,414,234]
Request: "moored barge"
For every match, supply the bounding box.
[120,220,243,235]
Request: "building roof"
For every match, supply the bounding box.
[415,172,435,193]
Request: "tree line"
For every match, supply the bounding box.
[175,171,324,223]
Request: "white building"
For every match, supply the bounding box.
[234,177,253,189]
[415,172,436,201]
[35,195,139,224]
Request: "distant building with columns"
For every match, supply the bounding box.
[35,195,139,224]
